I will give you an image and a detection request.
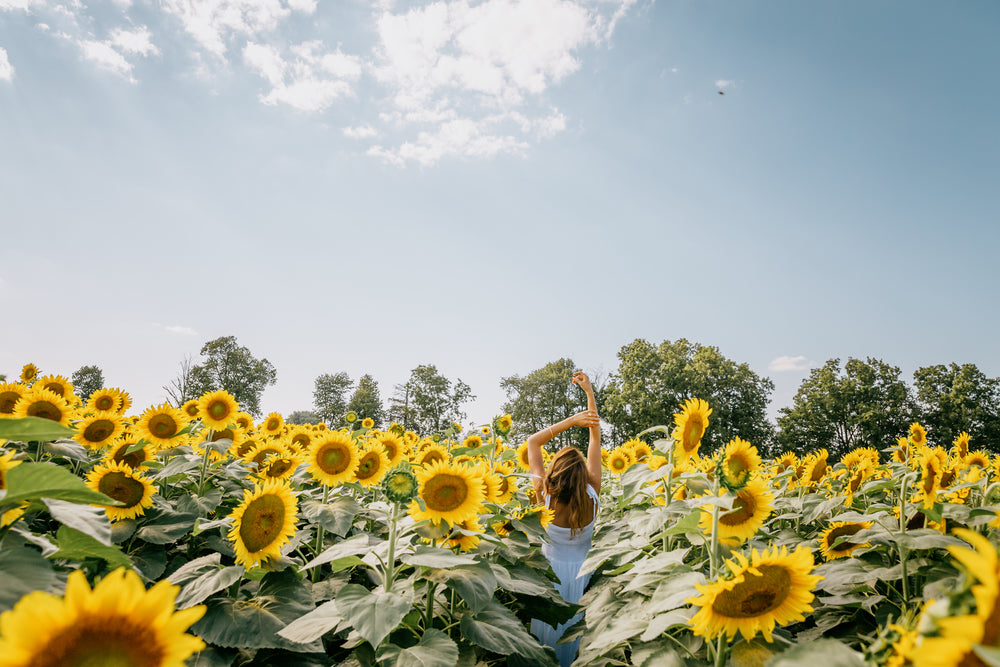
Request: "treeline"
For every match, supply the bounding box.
[25,335,997,461]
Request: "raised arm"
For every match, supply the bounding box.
[573,371,602,493]
[526,405,600,501]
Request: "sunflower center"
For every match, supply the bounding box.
[826,524,864,552]
[28,400,63,421]
[612,457,626,471]
[148,414,178,439]
[423,473,469,512]
[94,395,115,411]
[0,392,19,413]
[712,565,792,618]
[720,491,757,526]
[266,418,280,431]
[382,440,398,460]
[113,444,147,469]
[253,448,282,467]
[239,494,286,553]
[97,472,145,508]
[211,428,235,442]
[32,618,164,667]
[682,417,703,450]
[421,450,444,465]
[356,452,381,480]
[266,458,294,478]
[43,382,67,396]
[317,443,351,474]
[84,420,116,443]
[207,400,230,420]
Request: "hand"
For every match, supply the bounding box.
[569,409,600,428]
[572,371,593,393]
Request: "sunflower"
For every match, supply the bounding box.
[966,450,991,470]
[196,390,240,431]
[181,399,200,420]
[908,529,1000,667]
[493,461,518,504]
[354,442,390,488]
[228,477,299,568]
[917,453,942,509]
[246,441,291,469]
[463,434,483,449]
[12,387,74,426]
[19,363,40,384]
[258,412,283,436]
[437,518,483,552]
[415,443,448,467]
[719,438,761,492]
[841,447,879,470]
[361,417,374,429]
[136,402,189,447]
[87,388,126,414]
[892,437,911,464]
[0,449,22,492]
[820,521,872,561]
[673,397,712,459]
[371,431,406,467]
[952,431,971,459]
[515,441,531,471]
[607,449,631,475]
[105,438,153,469]
[286,427,314,453]
[700,479,774,543]
[908,422,928,448]
[73,412,125,450]
[494,414,513,436]
[687,544,823,642]
[0,383,26,414]
[842,463,873,506]
[474,463,503,503]
[409,459,485,527]
[344,411,358,424]
[383,465,419,503]
[800,450,829,487]
[770,452,799,478]
[262,453,300,480]
[306,431,359,486]
[232,411,254,430]
[519,504,555,529]
[35,374,75,400]
[85,461,156,521]
[0,567,205,667]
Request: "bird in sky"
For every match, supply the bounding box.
[718,90,725,95]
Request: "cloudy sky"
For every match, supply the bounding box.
[1,0,997,428]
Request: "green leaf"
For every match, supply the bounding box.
[303,533,384,570]
[50,525,131,570]
[973,646,1000,667]
[0,543,57,612]
[131,543,167,580]
[768,639,865,666]
[192,569,320,652]
[0,416,75,442]
[401,545,478,569]
[277,599,344,644]
[42,498,112,545]
[176,487,224,517]
[489,561,554,597]
[42,440,90,462]
[659,510,702,538]
[301,496,363,537]
[167,553,245,609]
[459,600,556,665]
[377,629,459,667]
[0,462,113,510]
[336,583,413,649]
[153,456,200,480]
[134,508,197,544]
[426,561,497,613]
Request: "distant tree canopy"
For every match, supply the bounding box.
[913,363,1000,452]
[71,365,104,402]
[602,338,776,453]
[501,358,597,452]
[347,374,384,428]
[186,337,277,417]
[313,372,353,426]
[388,364,474,434]
[286,410,319,425]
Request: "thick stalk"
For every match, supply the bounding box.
[708,477,722,578]
[899,472,915,607]
[384,501,400,592]
[312,485,331,583]
[197,429,214,496]
[424,581,438,630]
[714,635,726,667]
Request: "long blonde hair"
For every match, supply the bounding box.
[544,447,592,537]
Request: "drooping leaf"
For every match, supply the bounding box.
[401,545,478,569]
[0,416,75,442]
[301,496,363,537]
[376,629,459,667]
[426,562,497,613]
[303,533,384,570]
[42,498,112,545]
[50,525,131,570]
[459,600,556,665]
[277,599,344,644]
[134,507,198,544]
[131,542,167,580]
[768,639,865,666]
[0,462,113,510]
[0,543,57,612]
[174,565,244,609]
[336,583,413,649]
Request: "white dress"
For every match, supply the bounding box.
[530,484,600,667]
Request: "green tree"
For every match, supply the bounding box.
[347,374,384,428]
[501,358,596,451]
[187,336,277,418]
[388,365,474,434]
[71,365,104,402]
[286,410,320,425]
[603,338,775,452]
[913,363,1000,452]
[776,358,914,460]
[313,372,353,426]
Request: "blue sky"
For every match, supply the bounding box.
[1,0,997,429]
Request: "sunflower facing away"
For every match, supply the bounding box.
[409,459,485,527]
[306,431,359,486]
[136,403,189,448]
[700,478,775,544]
[688,544,823,642]
[819,521,872,561]
[12,387,75,426]
[196,390,240,431]
[86,460,157,521]
[719,438,761,492]
[228,477,299,568]
[673,397,712,459]
[0,567,205,667]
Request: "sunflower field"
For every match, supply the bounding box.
[1,368,1000,667]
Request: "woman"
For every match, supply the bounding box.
[528,371,602,667]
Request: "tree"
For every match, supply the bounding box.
[501,358,597,451]
[186,336,277,417]
[387,365,474,434]
[347,374,384,428]
[603,338,776,452]
[163,356,200,407]
[313,372,353,426]
[913,363,1000,452]
[776,358,914,460]
[71,365,104,402]
[286,410,320,425]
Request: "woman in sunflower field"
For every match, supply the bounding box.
[527,370,602,667]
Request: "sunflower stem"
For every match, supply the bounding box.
[384,501,400,592]
[424,581,437,630]
[312,484,331,583]
[898,472,915,607]
[709,476,722,578]
[714,635,726,667]
[33,440,43,462]
[197,430,214,496]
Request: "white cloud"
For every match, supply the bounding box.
[0,0,45,11]
[156,323,199,336]
[160,0,311,58]
[110,26,159,56]
[79,39,135,80]
[244,40,361,112]
[768,355,812,372]
[368,115,530,167]
[0,47,13,81]
[715,78,734,89]
[343,124,378,139]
